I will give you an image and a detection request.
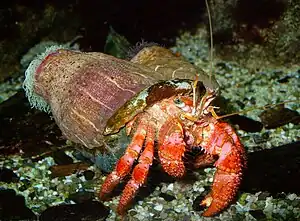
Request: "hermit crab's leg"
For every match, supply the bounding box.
[99,118,148,200]
[158,118,186,178]
[196,120,247,217]
[117,123,155,214]
[125,115,138,136]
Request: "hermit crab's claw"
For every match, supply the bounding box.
[195,120,247,217]
[158,118,186,178]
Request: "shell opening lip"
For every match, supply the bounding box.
[23,45,71,113]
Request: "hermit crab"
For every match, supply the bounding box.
[23,44,246,217]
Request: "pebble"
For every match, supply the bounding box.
[166,183,174,191]
[287,193,297,201]
[174,206,182,213]
[192,183,204,192]
[160,212,168,219]
[199,187,205,192]
[154,204,163,211]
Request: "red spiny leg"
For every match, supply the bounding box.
[198,121,247,217]
[117,123,155,215]
[158,119,186,178]
[99,119,148,200]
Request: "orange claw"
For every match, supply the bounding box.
[158,118,186,178]
[194,120,247,216]
[201,169,243,216]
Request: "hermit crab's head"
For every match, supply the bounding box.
[173,80,219,121]
[197,86,219,116]
[190,70,220,117]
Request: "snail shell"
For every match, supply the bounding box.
[23,45,211,152]
[130,46,219,90]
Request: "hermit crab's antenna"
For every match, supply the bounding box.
[205,0,214,83]
[215,99,299,120]
[192,76,198,115]
[192,0,214,115]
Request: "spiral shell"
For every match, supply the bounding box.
[130,46,219,90]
